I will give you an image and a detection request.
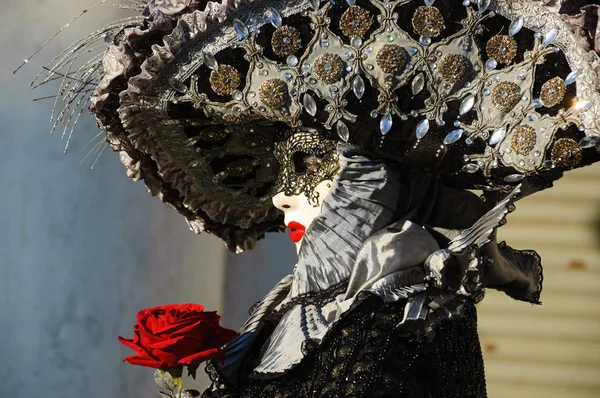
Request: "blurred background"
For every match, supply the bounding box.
[0,1,598,397]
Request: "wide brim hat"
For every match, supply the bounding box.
[32,0,600,251]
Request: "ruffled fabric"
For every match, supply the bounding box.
[209,145,543,382]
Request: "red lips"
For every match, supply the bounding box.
[287,221,306,243]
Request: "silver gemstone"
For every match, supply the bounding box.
[412,72,425,95]
[574,99,593,112]
[532,98,543,108]
[232,90,243,100]
[489,128,507,145]
[444,129,464,144]
[485,59,497,70]
[578,135,600,149]
[462,163,480,173]
[346,0,355,5]
[380,113,393,135]
[416,119,430,139]
[459,94,475,115]
[565,70,579,85]
[504,174,525,182]
[286,55,299,67]
[103,33,114,45]
[351,37,363,48]
[509,16,524,36]
[168,77,188,94]
[233,19,250,39]
[266,8,282,29]
[542,28,558,46]
[420,35,432,46]
[303,93,317,116]
[353,75,365,100]
[478,0,490,13]
[337,120,350,142]
[309,0,320,10]
[203,52,218,70]
[425,0,435,5]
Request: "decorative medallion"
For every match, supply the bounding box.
[439,54,469,83]
[412,6,445,37]
[376,44,406,74]
[339,6,373,38]
[259,79,288,108]
[511,125,536,155]
[209,65,241,96]
[551,138,582,168]
[486,35,518,64]
[271,26,302,57]
[225,159,257,177]
[492,82,521,112]
[314,53,344,84]
[540,77,567,107]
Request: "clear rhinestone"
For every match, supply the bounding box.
[425,0,435,5]
[309,0,320,10]
[203,52,218,70]
[266,8,282,29]
[337,121,350,141]
[416,119,430,139]
[353,75,365,100]
[489,128,506,145]
[420,35,432,46]
[579,135,600,149]
[303,93,317,116]
[380,113,393,135]
[168,78,187,94]
[542,28,558,46]
[459,94,475,115]
[444,129,464,145]
[233,19,250,39]
[351,37,363,48]
[478,0,491,13]
[286,55,299,67]
[412,72,425,95]
[462,163,480,173]
[565,70,579,85]
[232,90,243,100]
[509,16,524,36]
[485,59,498,70]
[504,174,525,182]
[532,98,543,108]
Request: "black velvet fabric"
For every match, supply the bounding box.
[203,298,487,398]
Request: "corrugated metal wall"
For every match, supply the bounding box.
[479,164,600,398]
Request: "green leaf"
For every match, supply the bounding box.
[154,369,171,391]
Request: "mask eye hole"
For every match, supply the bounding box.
[293,151,322,175]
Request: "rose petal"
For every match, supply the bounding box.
[122,353,165,368]
[177,348,225,366]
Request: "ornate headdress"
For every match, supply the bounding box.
[32,0,600,251]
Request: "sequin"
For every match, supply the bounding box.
[209,65,241,95]
[486,35,518,64]
[492,82,521,112]
[314,53,344,84]
[339,6,372,38]
[511,125,536,155]
[412,6,445,38]
[259,79,288,108]
[225,159,256,177]
[376,44,406,74]
[438,54,469,83]
[271,26,302,57]
[551,138,582,168]
[540,77,566,108]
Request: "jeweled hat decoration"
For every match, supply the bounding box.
[29,0,600,250]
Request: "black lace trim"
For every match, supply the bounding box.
[498,240,544,304]
[274,279,349,318]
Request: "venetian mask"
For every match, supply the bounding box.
[272,130,339,252]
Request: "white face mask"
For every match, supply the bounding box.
[272,179,333,254]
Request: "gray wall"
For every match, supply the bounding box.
[0,2,284,397]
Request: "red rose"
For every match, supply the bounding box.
[118,303,237,369]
